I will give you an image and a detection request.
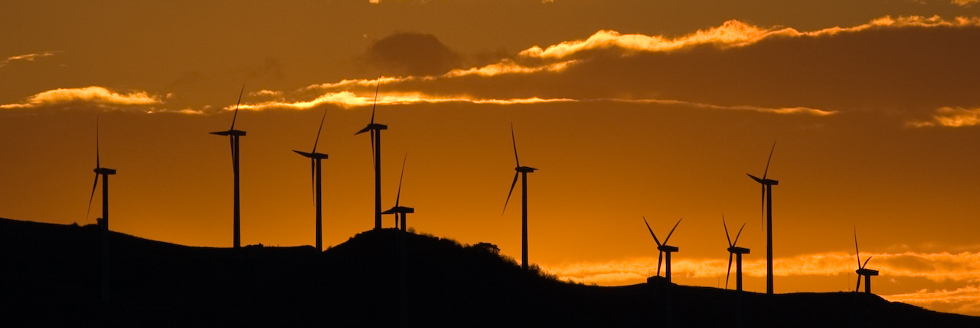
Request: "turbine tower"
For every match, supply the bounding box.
[722,216,750,292]
[747,141,778,294]
[642,217,682,283]
[355,76,387,230]
[210,85,247,249]
[382,155,414,232]
[503,125,537,271]
[294,109,330,251]
[853,227,879,294]
[87,118,116,230]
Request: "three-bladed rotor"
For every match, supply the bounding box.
[502,125,537,215]
[643,217,682,277]
[722,215,749,289]
[854,227,879,292]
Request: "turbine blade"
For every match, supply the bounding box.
[664,218,682,244]
[229,137,236,169]
[511,124,520,167]
[760,185,765,232]
[310,158,316,207]
[723,215,732,247]
[733,223,746,246]
[763,140,776,179]
[95,117,100,168]
[312,108,327,153]
[854,226,861,268]
[395,154,407,207]
[643,216,662,247]
[863,256,872,269]
[856,275,861,292]
[657,251,663,276]
[502,172,519,215]
[231,84,245,130]
[370,130,376,171]
[86,174,99,220]
[726,253,733,289]
[370,74,381,125]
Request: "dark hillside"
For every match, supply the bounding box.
[0,218,976,327]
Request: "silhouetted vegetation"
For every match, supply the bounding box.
[0,218,976,327]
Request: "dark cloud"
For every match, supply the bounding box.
[361,32,462,77]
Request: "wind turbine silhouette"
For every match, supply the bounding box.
[210,85,247,249]
[853,227,879,294]
[642,217,682,283]
[87,118,116,231]
[382,155,414,232]
[294,109,329,251]
[722,216,749,291]
[747,141,778,294]
[355,76,387,231]
[503,125,537,271]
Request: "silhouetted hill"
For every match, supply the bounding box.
[0,217,976,327]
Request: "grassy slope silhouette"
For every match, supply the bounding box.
[0,217,976,328]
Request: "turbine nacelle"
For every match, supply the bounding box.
[355,123,388,135]
[747,173,778,185]
[293,150,329,160]
[94,168,116,175]
[657,245,679,253]
[382,206,415,215]
[727,246,750,254]
[210,129,247,137]
[515,166,537,173]
[856,268,879,276]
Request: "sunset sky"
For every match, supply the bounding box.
[3,0,980,315]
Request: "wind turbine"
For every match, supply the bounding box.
[722,216,750,291]
[382,155,414,232]
[210,85,247,249]
[294,109,329,251]
[503,125,537,271]
[642,217,682,283]
[86,118,116,231]
[747,141,778,294]
[355,76,387,231]
[853,227,879,294]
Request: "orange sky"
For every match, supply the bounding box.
[2,0,980,316]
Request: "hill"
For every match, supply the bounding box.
[0,217,976,327]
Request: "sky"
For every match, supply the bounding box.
[2,0,980,316]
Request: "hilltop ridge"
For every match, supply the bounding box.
[0,218,976,327]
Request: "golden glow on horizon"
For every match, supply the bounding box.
[540,250,980,285]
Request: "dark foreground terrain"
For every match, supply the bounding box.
[0,218,976,327]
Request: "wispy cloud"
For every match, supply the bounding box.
[952,0,979,6]
[609,99,835,116]
[907,107,980,128]
[519,16,980,60]
[0,51,58,68]
[236,91,575,111]
[0,86,162,110]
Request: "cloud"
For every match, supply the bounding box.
[952,0,979,6]
[361,32,462,76]
[906,107,980,128]
[518,16,980,61]
[1,86,162,110]
[0,51,58,68]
